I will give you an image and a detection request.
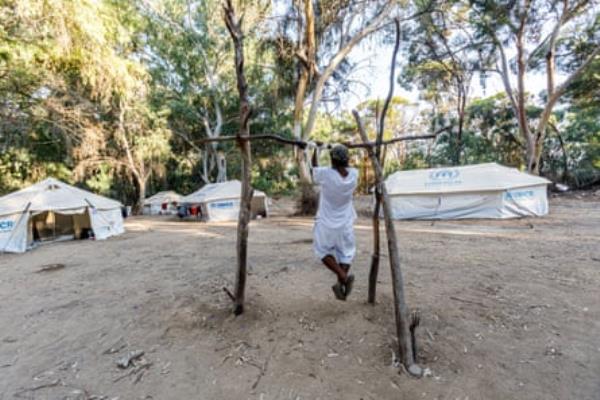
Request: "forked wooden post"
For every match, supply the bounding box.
[223,0,253,316]
[353,109,422,377]
[368,17,401,304]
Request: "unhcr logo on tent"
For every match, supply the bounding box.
[0,220,14,232]
[426,169,461,186]
[210,201,234,209]
[504,190,534,200]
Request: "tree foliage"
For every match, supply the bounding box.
[1,0,599,202]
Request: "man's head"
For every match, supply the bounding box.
[330,144,349,168]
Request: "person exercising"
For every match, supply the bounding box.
[311,144,358,300]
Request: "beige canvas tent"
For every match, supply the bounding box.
[0,178,124,253]
[143,191,182,215]
[384,163,551,219]
[180,180,268,222]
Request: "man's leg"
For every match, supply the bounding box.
[322,255,347,283]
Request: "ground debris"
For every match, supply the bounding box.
[117,350,145,369]
[36,263,66,273]
[103,338,127,355]
[114,362,153,384]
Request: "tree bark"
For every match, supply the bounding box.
[368,192,381,303]
[223,0,253,316]
[137,176,146,214]
[294,67,311,184]
[368,17,400,304]
[353,110,420,376]
[530,45,600,174]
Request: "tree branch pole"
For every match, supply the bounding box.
[369,17,401,304]
[223,0,253,316]
[353,109,422,377]
[194,132,438,148]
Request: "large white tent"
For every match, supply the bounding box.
[180,180,269,222]
[384,163,551,219]
[0,178,124,253]
[143,191,182,215]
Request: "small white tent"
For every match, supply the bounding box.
[143,191,182,215]
[384,163,551,219]
[180,180,268,222]
[0,178,124,253]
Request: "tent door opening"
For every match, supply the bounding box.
[29,209,93,244]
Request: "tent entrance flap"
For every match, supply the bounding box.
[29,209,92,243]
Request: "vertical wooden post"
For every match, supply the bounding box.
[353,110,422,377]
[368,192,382,303]
[368,18,401,304]
[223,0,253,316]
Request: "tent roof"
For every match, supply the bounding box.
[181,180,266,204]
[0,178,123,216]
[143,191,182,205]
[385,163,551,195]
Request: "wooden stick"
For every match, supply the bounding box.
[353,109,421,377]
[223,0,253,316]
[194,132,439,148]
[369,17,401,304]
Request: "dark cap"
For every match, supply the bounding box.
[330,144,349,168]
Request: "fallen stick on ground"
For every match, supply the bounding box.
[450,296,488,308]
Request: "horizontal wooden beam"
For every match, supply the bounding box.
[195,131,445,149]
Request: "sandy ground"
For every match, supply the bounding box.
[0,195,599,400]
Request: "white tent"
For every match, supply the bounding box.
[143,191,182,215]
[180,180,269,222]
[384,163,551,219]
[0,178,125,253]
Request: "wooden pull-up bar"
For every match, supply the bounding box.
[195,130,447,149]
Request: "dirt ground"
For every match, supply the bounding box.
[1,195,599,400]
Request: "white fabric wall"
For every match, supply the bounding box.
[90,208,125,239]
[388,185,548,220]
[205,199,241,222]
[204,196,268,222]
[143,204,161,215]
[0,212,29,253]
[500,185,548,218]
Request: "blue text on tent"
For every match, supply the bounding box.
[210,201,235,209]
[504,190,534,200]
[0,220,14,232]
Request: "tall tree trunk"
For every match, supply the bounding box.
[216,151,227,182]
[529,26,600,174]
[454,85,466,165]
[224,0,253,316]
[137,176,146,214]
[294,67,310,184]
[353,110,421,376]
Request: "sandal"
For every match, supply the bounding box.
[343,274,355,298]
[331,282,346,301]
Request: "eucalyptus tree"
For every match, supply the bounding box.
[402,0,484,165]
[0,0,152,194]
[272,0,397,187]
[470,0,600,174]
[139,0,236,184]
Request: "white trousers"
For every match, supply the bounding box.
[313,222,356,264]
